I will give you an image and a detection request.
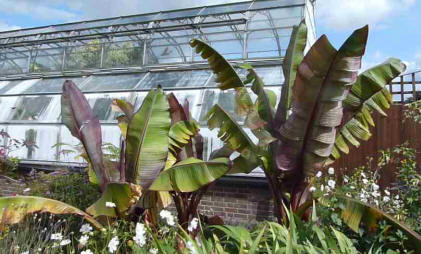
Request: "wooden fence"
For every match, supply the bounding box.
[331,104,421,186]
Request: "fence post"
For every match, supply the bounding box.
[412,72,416,101]
[400,76,404,103]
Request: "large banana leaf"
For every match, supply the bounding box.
[327,58,406,164]
[125,88,171,188]
[276,21,307,126]
[338,196,421,252]
[61,80,108,189]
[87,183,141,218]
[149,157,229,192]
[275,26,368,177]
[190,39,244,90]
[0,196,103,230]
[206,104,259,165]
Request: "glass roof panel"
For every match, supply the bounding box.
[9,95,55,121]
[81,74,145,92]
[0,81,22,94]
[158,8,201,20]
[4,79,40,95]
[0,97,18,120]
[24,77,84,94]
[139,70,212,89]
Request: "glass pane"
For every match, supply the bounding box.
[7,125,59,161]
[199,2,251,15]
[24,78,84,94]
[59,127,85,163]
[133,92,148,112]
[65,43,101,70]
[254,66,284,85]
[0,55,28,75]
[86,92,134,121]
[139,70,211,89]
[0,81,22,94]
[81,74,145,92]
[247,30,280,58]
[4,79,40,95]
[10,95,55,121]
[102,125,121,148]
[103,41,144,68]
[31,48,64,72]
[198,89,243,123]
[0,97,18,120]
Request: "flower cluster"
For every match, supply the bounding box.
[133,223,147,247]
[160,210,176,226]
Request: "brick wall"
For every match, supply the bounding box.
[0,175,26,196]
[199,180,275,225]
[168,177,275,226]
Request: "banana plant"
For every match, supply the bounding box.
[190,21,406,228]
[114,93,228,232]
[0,81,229,231]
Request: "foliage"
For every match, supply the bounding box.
[0,129,25,175]
[313,144,421,252]
[403,100,421,124]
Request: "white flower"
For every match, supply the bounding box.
[343,176,349,183]
[374,200,379,206]
[320,184,324,192]
[20,251,29,254]
[362,179,368,184]
[350,185,355,190]
[395,195,399,200]
[50,233,63,241]
[372,191,380,198]
[309,186,316,192]
[186,241,198,254]
[328,167,334,175]
[150,248,158,254]
[360,172,366,178]
[106,202,116,208]
[80,223,93,234]
[59,239,71,246]
[316,171,322,178]
[384,190,390,196]
[361,198,368,203]
[81,250,94,254]
[133,223,147,247]
[79,235,89,246]
[160,210,175,226]
[383,196,390,202]
[372,184,379,191]
[346,192,351,197]
[188,218,199,232]
[23,188,31,193]
[327,180,336,189]
[108,236,119,253]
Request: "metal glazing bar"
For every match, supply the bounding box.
[400,76,404,103]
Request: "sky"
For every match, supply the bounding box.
[0,0,420,72]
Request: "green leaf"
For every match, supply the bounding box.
[276,21,307,126]
[125,88,171,188]
[0,196,103,230]
[338,196,421,252]
[86,183,142,218]
[206,104,259,164]
[61,80,109,189]
[275,26,368,178]
[168,120,200,155]
[149,157,229,192]
[328,58,406,163]
[190,39,244,90]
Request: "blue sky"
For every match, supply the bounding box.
[0,0,420,72]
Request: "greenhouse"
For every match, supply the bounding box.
[0,0,316,168]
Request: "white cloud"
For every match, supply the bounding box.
[0,0,244,24]
[0,0,77,22]
[0,21,21,32]
[316,0,415,30]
